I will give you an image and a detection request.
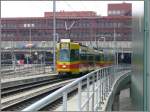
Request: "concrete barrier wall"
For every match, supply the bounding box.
[105,72,131,111]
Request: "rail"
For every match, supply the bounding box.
[22,65,131,111]
[1,64,52,78]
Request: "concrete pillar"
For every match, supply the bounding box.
[112,92,120,111]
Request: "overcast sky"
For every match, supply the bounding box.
[1,1,144,18]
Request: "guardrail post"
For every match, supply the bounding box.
[108,67,111,92]
[101,69,104,104]
[106,68,109,96]
[96,71,99,110]
[113,64,115,77]
[110,67,113,90]
[99,70,102,109]
[92,75,95,111]
[78,82,82,111]
[63,92,67,111]
[86,77,90,111]
[102,82,104,104]
[110,66,112,84]
[104,68,107,100]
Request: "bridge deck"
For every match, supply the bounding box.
[119,88,136,111]
[22,66,132,111]
[53,70,131,111]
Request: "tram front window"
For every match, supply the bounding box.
[59,49,70,61]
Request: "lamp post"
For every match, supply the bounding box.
[121,47,124,64]
[53,0,56,72]
[99,36,105,49]
[29,27,32,57]
[0,21,1,71]
[95,36,105,49]
[95,36,97,48]
[11,39,16,71]
[34,52,38,64]
[42,41,46,73]
[24,23,34,64]
[56,33,59,42]
[34,52,38,71]
[113,28,118,70]
[10,34,16,71]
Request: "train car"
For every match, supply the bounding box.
[57,39,80,75]
[56,39,114,76]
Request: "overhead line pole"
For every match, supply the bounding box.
[0,19,1,75]
[114,28,118,71]
[29,27,32,59]
[53,0,56,72]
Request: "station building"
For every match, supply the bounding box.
[1,3,132,48]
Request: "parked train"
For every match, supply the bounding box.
[56,39,114,75]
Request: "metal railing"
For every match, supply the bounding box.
[22,65,131,111]
[1,64,52,79]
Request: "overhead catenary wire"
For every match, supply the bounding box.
[80,1,88,11]
[62,1,77,39]
[65,1,75,11]
[59,1,93,47]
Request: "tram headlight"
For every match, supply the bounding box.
[62,65,66,68]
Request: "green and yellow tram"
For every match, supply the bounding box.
[56,39,114,75]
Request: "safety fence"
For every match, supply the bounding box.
[22,65,131,111]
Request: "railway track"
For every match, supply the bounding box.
[21,78,92,111]
[1,77,62,97]
[40,87,78,111]
[1,65,51,79]
[1,78,75,111]
[39,79,91,111]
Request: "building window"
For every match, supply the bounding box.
[112,10,116,15]
[108,11,112,15]
[116,10,120,15]
[23,23,35,28]
[0,24,3,28]
[2,24,6,28]
[2,33,6,37]
[121,10,125,15]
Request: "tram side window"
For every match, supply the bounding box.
[70,49,79,61]
[104,54,109,62]
[89,55,93,61]
[80,53,87,61]
[101,54,104,61]
[96,55,100,61]
[110,54,114,61]
[104,54,107,62]
[108,54,112,61]
[88,54,94,64]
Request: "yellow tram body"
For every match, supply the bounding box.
[56,39,114,75]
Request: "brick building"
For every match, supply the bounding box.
[44,11,97,17]
[108,3,132,16]
[1,3,132,48]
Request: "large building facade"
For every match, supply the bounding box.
[108,2,132,16]
[1,3,132,48]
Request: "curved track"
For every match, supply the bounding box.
[1,78,75,111]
